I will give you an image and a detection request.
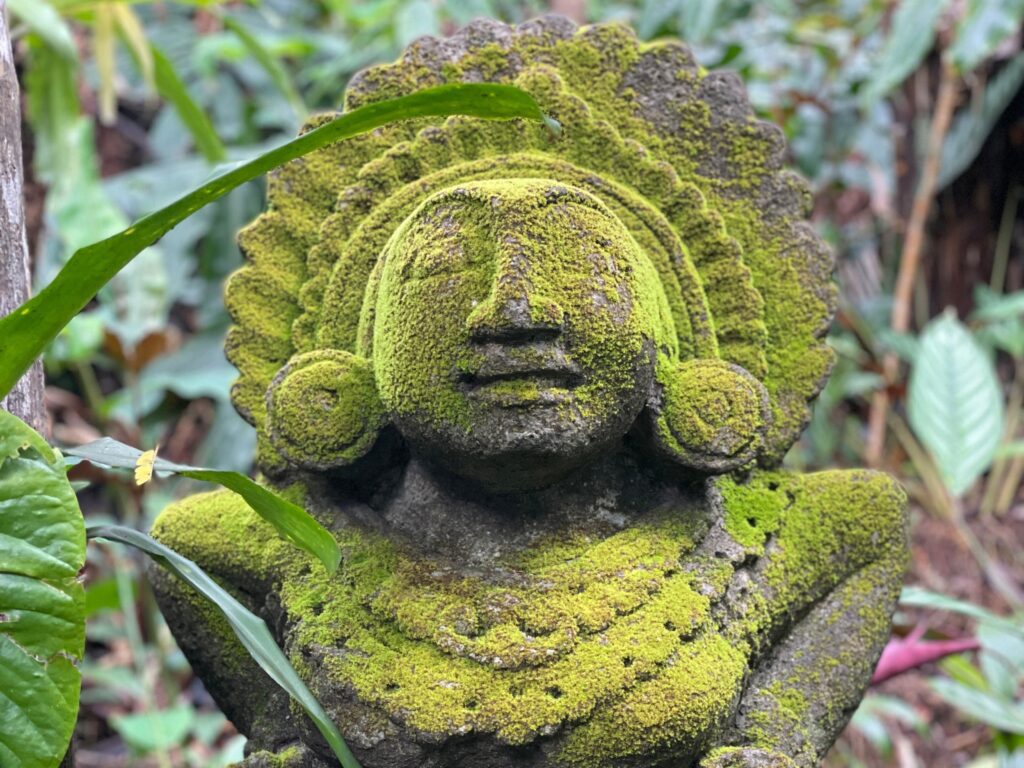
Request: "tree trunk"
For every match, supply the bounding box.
[0,2,44,434]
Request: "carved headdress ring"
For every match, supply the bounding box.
[225,17,835,476]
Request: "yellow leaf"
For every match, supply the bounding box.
[134,446,158,486]
[94,4,117,125]
[111,4,154,91]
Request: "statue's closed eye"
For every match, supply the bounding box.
[404,215,494,281]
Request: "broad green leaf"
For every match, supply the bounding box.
[931,678,1024,734]
[907,311,1005,497]
[0,410,85,768]
[940,50,1024,189]
[7,0,78,60]
[67,438,340,573]
[949,0,1024,73]
[110,705,195,754]
[860,0,949,106]
[150,44,227,163]
[87,525,361,768]
[0,83,553,400]
[218,13,306,120]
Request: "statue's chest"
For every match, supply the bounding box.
[277,522,753,766]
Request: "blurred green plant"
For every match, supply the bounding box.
[904,588,1024,764]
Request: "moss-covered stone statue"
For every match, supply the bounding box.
[150,16,908,768]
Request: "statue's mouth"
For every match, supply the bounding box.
[456,357,583,405]
[458,366,582,389]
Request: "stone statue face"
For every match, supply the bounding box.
[372,179,668,489]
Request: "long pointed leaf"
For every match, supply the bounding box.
[150,45,226,162]
[86,525,361,768]
[0,83,552,399]
[66,438,340,573]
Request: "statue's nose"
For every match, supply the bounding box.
[466,266,565,343]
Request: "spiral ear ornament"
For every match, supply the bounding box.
[649,358,771,473]
[265,349,386,470]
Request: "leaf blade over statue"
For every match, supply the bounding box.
[150,17,907,768]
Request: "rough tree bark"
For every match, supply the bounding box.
[0,2,45,434]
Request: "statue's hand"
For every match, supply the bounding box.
[700,747,797,768]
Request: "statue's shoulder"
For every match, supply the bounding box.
[715,468,908,568]
[150,489,291,587]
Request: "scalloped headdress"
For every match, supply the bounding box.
[226,17,835,475]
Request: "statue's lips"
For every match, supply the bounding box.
[456,359,583,402]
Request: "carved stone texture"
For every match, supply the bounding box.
[150,16,908,768]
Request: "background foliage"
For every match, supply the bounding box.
[7,0,1024,765]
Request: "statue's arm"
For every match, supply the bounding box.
[706,470,908,766]
[148,490,310,759]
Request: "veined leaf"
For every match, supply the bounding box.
[861,0,950,107]
[86,525,361,768]
[949,0,1024,73]
[907,311,1004,497]
[7,0,78,61]
[0,83,553,400]
[67,438,340,573]
[0,410,86,768]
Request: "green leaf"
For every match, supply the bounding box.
[218,13,306,121]
[150,44,227,163]
[949,0,1024,73]
[931,678,1024,734]
[86,525,361,768]
[940,50,1024,189]
[907,311,1005,497]
[0,410,85,768]
[861,0,949,107]
[66,438,340,573]
[0,83,551,400]
[7,0,78,61]
[972,285,1024,322]
[22,37,81,186]
[901,587,1024,636]
[110,705,195,754]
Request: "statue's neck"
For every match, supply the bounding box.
[352,448,710,567]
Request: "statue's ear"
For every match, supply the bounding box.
[265,349,386,471]
[647,358,770,473]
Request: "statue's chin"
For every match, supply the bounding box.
[400,429,613,494]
